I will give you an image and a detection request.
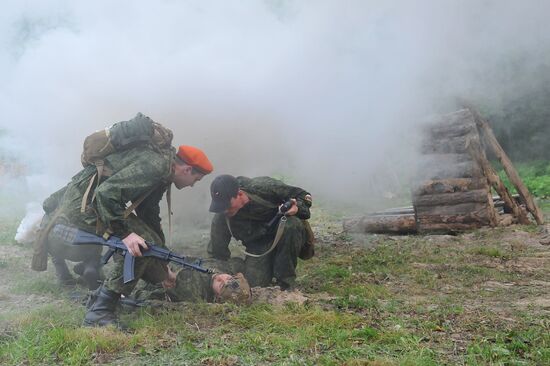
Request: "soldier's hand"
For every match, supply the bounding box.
[284,198,299,216]
[162,267,177,289]
[122,232,149,257]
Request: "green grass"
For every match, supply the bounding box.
[468,246,512,260]
[0,218,19,246]
[497,160,550,198]
[0,206,549,365]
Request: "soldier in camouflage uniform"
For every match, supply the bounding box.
[131,257,251,304]
[207,174,312,290]
[39,143,213,328]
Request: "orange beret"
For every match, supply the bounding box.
[176,145,213,174]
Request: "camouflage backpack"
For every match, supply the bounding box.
[81,112,173,167]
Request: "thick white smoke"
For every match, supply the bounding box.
[1,1,550,224]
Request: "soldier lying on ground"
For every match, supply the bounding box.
[207,174,314,290]
[129,257,251,304]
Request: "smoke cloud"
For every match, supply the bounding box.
[1,0,550,224]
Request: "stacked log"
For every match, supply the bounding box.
[413,109,496,232]
[343,214,417,234]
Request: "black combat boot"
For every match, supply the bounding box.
[52,256,76,287]
[83,285,124,329]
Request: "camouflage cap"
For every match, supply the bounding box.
[215,273,251,305]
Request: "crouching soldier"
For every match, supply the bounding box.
[207,174,314,290]
[32,121,213,329]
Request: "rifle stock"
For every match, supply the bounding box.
[52,224,213,284]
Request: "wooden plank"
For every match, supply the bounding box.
[470,108,544,225]
[413,189,490,207]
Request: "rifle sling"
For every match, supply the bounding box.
[225,215,287,258]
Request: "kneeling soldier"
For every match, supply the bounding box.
[207,174,313,290]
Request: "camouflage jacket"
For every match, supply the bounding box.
[208,176,311,260]
[43,146,173,241]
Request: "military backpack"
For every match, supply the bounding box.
[81,112,173,167]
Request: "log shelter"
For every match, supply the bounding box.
[344,108,543,234]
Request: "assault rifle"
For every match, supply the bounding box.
[52,224,213,284]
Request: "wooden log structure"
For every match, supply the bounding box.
[345,107,540,236]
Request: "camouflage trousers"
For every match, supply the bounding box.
[46,215,102,265]
[243,216,305,289]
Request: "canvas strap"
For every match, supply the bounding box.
[166,183,172,247]
[80,160,113,213]
[225,215,287,258]
[80,173,98,213]
[123,185,159,219]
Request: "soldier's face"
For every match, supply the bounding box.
[212,273,233,296]
[225,191,248,217]
[173,164,204,189]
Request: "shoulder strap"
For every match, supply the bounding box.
[166,183,172,247]
[80,160,114,213]
[80,172,98,213]
[123,184,159,219]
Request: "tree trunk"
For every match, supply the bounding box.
[343,214,417,234]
